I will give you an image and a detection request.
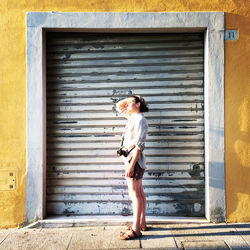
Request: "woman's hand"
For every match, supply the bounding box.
[116,99,128,112]
[126,164,134,178]
[126,147,141,177]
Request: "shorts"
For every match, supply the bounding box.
[126,159,145,180]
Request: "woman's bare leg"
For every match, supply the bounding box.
[139,182,146,228]
[126,178,143,235]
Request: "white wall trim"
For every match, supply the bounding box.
[26,12,225,223]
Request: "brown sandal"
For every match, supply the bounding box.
[125,225,132,231]
[141,226,149,231]
[120,230,142,240]
[126,225,149,231]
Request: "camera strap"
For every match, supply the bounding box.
[120,136,136,154]
[120,136,125,147]
[127,145,136,154]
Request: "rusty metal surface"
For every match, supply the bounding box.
[46,32,205,217]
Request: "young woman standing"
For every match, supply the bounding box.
[116,95,149,240]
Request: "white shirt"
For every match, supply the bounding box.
[122,113,148,169]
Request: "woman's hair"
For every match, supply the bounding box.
[130,95,149,113]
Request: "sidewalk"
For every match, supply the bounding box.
[0,223,249,249]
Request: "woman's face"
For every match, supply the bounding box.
[126,97,140,114]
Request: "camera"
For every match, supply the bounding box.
[117,147,129,157]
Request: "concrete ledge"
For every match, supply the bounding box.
[25,216,208,228]
[27,12,224,30]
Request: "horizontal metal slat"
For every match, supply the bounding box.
[47,125,204,135]
[47,147,204,157]
[47,185,203,195]
[47,86,203,97]
[47,41,203,49]
[47,80,203,91]
[47,170,204,179]
[47,94,204,106]
[47,64,203,76]
[47,192,204,203]
[47,116,204,125]
[47,75,203,87]
[47,141,204,150]
[47,117,204,126]
[46,33,203,45]
[47,56,204,68]
[47,48,204,60]
[46,200,204,216]
[47,165,204,174]
[46,156,204,165]
[47,135,204,144]
[47,133,204,142]
[47,40,203,53]
[47,178,204,186]
[47,105,203,115]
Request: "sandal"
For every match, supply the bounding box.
[141,226,149,231]
[126,224,149,231]
[120,230,142,240]
[125,224,132,231]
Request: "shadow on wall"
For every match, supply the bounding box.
[224,12,250,222]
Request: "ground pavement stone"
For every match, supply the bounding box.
[68,226,140,249]
[0,229,12,246]
[234,223,250,247]
[170,223,249,249]
[0,228,71,250]
[182,240,228,249]
[139,224,177,249]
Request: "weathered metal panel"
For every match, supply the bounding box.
[46,32,205,217]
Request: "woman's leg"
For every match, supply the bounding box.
[139,181,146,228]
[126,178,143,235]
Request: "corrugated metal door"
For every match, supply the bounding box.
[46,32,205,217]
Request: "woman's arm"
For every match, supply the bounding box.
[116,98,129,115]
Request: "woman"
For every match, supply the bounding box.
[116,95,149,240]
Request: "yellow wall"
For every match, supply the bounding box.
[0,0,249,228]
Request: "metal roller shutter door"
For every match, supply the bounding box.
[46,32,205,217]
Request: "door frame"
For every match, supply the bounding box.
[26,12,225,223]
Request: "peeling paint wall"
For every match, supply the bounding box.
[0,0,249,228]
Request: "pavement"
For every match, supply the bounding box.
[0,223,249,249]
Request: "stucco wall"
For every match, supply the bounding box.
[0,0,249,228]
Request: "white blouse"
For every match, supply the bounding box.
[122,113,148,169]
